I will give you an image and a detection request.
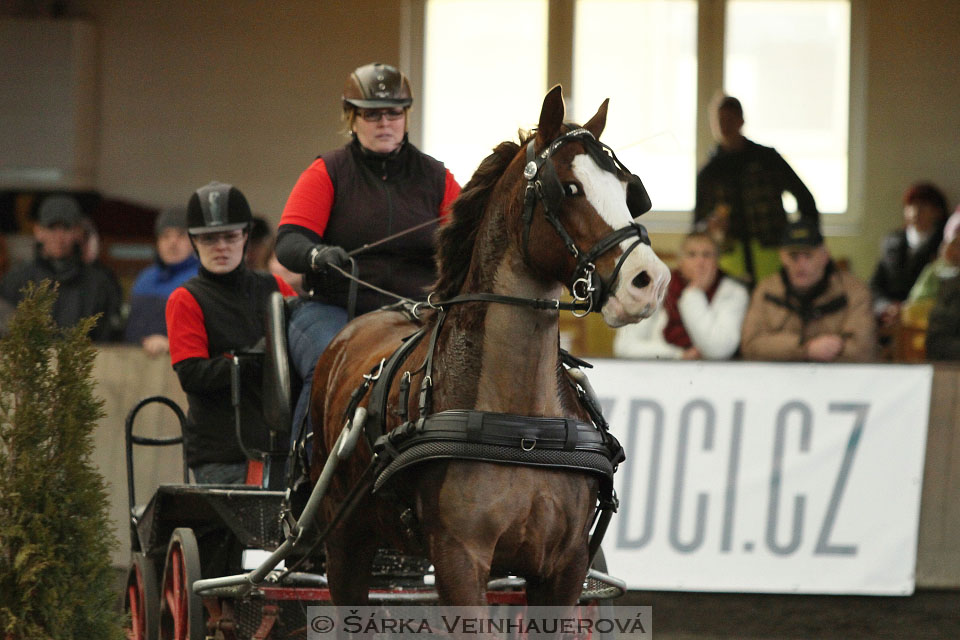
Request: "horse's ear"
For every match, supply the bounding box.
[583,98,609,139]
[536,85,565,148]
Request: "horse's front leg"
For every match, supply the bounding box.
[523,545,590,607]
[324,514,378,605]
[429,533,494,606]
[416,463,496,606]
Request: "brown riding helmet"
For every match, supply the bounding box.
[342,62,413,111]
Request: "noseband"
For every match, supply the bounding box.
[522,127,653,315]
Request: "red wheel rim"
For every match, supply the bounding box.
[127,564,145,640]
[162,544,188,639]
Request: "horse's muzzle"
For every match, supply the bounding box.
[600,243,670,327]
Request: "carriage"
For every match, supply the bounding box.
[122,86,667,639]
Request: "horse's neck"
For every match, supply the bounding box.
[445,253,567,416]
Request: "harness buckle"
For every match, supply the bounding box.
[571,264,596,317]
[534,180,545,199]
[521,439,537,452]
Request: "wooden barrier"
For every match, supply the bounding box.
[90,346,188,566]
[916,363,960,587]
[90,345,960,587]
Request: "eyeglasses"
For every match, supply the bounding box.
[358,108,405,122]
[193,230,245,246]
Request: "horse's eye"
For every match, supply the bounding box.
[563,183,581,196]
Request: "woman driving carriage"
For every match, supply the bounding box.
[275,62,461,438]
[166,183,297,484]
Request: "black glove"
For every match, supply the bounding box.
[308,244,349,272]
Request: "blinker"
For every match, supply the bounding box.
[626,176,652,217]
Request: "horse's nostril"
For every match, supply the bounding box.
[632,271,651,289]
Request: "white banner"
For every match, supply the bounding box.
[587,360,931,595]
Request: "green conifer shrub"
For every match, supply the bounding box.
[0,281,124,640]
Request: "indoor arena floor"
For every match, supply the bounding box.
[617,589,960,639]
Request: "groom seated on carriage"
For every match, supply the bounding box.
[165,182,296,485]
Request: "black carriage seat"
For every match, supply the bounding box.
[225,292,303,490]
[262,291,303,439]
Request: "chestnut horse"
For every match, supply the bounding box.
[309,86,670,605]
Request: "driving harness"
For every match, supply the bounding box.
[331,309,624,559]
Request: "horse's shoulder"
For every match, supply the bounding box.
[329,309,423,357]
[352,308,421,332]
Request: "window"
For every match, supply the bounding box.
[573,0,698,212]
[421,0,548,186]
[420,0,852,221]
[725,0,850,214]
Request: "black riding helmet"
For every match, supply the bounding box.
[342,62,413,111]
[186,182,252,235]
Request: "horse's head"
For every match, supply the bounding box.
[517,86,670,327]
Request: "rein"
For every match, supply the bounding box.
[346,217,442,258]
[327,266,597,315]
[335,218,444,321]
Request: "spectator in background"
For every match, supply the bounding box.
[0,234,11,332]
[694,94,819,286]
[0,195,121,342]
[0,233,8,279]
[124,206,199,356]
[924,264,960,361]
[79,214,124,337]
[870,182,949,328]
[741,219,877,362]
[246,216,273,272]
[613,231,748,360]
[903,208,960,311]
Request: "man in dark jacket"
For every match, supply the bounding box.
[0,195,121,341]
[694,95,819,286]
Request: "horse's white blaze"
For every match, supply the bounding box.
[571,154,632,229]
[571,154,671,328]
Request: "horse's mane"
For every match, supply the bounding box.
[433,131,535,300]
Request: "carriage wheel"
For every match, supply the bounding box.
[158,528,205,640]
[125,553,159,640]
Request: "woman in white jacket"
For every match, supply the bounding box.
[614,232,749,360]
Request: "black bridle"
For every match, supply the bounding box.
[521,127,653,315]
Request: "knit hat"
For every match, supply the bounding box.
[154,206,189,236]
[37,195,83,227]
